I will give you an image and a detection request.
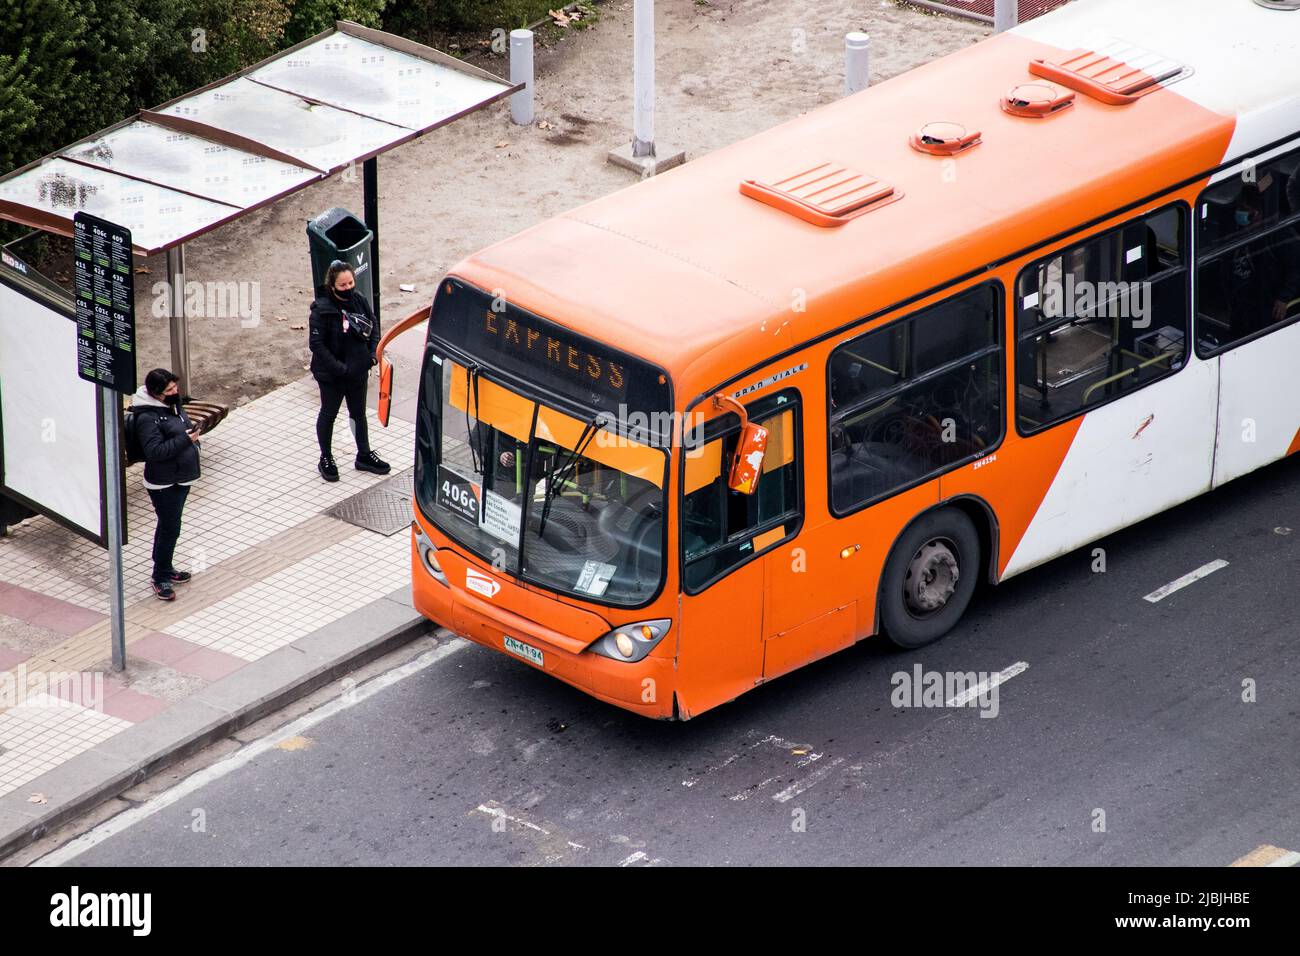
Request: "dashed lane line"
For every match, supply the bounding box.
[1143,559,1229,603]
[946,661,1029,708]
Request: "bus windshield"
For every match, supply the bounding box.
[417,354,667,606]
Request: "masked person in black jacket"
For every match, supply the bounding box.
[308,261,390,481]
[130,369,200,601]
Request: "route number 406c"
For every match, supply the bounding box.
[437,466,480,522]
[442,480,476,511]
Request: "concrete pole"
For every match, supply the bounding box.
[845,32,870,95]
[510,29,534,125]
[995,0,1019,33]
[166,244,190,398]
[632,0,655,158]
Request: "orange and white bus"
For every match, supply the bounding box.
[381,0,1300,719]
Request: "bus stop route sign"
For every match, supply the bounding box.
[73,212,136,394]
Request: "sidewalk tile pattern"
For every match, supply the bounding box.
[0,694,131,799]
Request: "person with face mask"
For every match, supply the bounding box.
[1221,184,1290,336]
[130,368,201,601]
[308,261,390,481]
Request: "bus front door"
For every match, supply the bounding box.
[676,562,765,718]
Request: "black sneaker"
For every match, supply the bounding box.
[165,570,192,584]
[355,450,391,475]
[152,578,176,601]
[318,454,339,482]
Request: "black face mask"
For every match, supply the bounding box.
[331,286,355,303]
[165,393,182,407]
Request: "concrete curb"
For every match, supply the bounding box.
[0,586,432,862]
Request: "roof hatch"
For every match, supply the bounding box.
[1001,82,1076,118]
[740,162,895,227]
[1029,40,1190,106]
[909,122,982,156]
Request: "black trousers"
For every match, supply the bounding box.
[146,484,190,583]
[316,378,370,458]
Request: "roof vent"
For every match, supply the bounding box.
[1029,40,1190,106]
[740,162,896,228]
[1001,82,1076,118]
[909,122,982,157]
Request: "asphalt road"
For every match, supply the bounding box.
[48,455,1300,866]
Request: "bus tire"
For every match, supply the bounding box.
[879,507,980,650]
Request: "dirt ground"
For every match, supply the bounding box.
[105,0,988,408]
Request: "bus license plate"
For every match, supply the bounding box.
[504,636,544,667]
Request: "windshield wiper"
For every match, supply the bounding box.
[463,363,486,474]
[537,415,601,536]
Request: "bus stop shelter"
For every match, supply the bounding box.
[0,20,520,397]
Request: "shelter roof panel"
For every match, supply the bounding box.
[63,120,320,208]
[248,32,510,131]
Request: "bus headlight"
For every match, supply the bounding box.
[588,619,671,663]
[412,521,448,586]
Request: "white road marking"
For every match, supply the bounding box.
[1267,851,1300,867]
[1143,559,1229,603]
[728,747,822,801]
[682,733,807,788]
[946,662,1029,708]
[618,849,663,866]
[728,774,783,801]
[475,803,549,835]
[773,757,845,803]
[474,802,589,852]
[31,640,468,867]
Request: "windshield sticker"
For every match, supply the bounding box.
[479,489,522,543]
[437,465,481,524]
[575,560,617,597]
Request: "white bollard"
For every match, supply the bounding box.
[509,29,534,125]
[845,32,870,95]
[632,0,655,157]
[994,0,1019,33]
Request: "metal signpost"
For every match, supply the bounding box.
[73,211,134,671]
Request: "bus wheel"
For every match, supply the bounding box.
[880,508,980,650]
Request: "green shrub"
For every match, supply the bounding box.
[383,0,559,40]
[285,0,388,45]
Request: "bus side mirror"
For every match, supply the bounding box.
[377,355,395,427]
[727,420,769,495]
[711,392,767,495]
[374,304,432,428]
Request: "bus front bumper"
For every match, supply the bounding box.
[412,552,676,720]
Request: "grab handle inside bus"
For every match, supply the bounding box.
[712,393,768,495]
[375,304,432,427]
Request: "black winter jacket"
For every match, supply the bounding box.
[308,287,380,385]
[130,390,201,486]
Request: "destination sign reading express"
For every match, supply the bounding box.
[73,213,136,394]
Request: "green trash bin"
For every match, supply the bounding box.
[307,208,374,311]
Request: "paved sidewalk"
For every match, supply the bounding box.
[0,341,433,856]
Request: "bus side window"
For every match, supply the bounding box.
[683,403,800,591]
[828,282,1003,515]
[1015,203,1189,435]
[1195,146,1300,356]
